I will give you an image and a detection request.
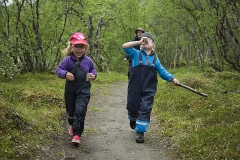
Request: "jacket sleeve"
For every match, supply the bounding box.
[123,47,137,58]
[89,61,98,78]
[56,58,68,79]
[155,59,174,82]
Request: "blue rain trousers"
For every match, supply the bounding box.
[127,53,157,132]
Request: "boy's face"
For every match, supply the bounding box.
[142,38,155,51]
[72,44,86,59]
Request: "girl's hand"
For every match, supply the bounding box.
[86,73,96,81]
[66,72,75,81]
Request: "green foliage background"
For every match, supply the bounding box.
[0,0,239,77]
[0,0,240,159]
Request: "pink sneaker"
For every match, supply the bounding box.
[69,126,73,136]
[71,135,81,144]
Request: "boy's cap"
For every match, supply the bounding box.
[135,28,145,34]
[141,32,154,42]
[70,32,88,45]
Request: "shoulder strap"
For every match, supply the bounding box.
[139,51,143,65]
[151,54,157,67]
[74,55,85,67]
[139,50,158,67]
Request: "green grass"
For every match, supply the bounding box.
[0,71,127,159]
[153,70,240,159]
[0,69,239,159]
[89,106,104,112]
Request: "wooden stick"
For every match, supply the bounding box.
[177,83,208,98]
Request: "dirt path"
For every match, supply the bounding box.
[35,81,178,160]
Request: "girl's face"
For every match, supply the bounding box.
[72,44,86,59]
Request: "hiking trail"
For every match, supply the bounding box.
[35,81,178,160]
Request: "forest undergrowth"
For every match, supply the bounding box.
[0,69,239,159]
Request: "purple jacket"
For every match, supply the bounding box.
[56,53,97,79]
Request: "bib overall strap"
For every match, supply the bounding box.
[151,55,157,67]
[139,51,158,67]
[74,55,85,67]
[139,51,143,65]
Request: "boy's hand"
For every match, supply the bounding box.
[172,78,179,85]
[140,38,146,45]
